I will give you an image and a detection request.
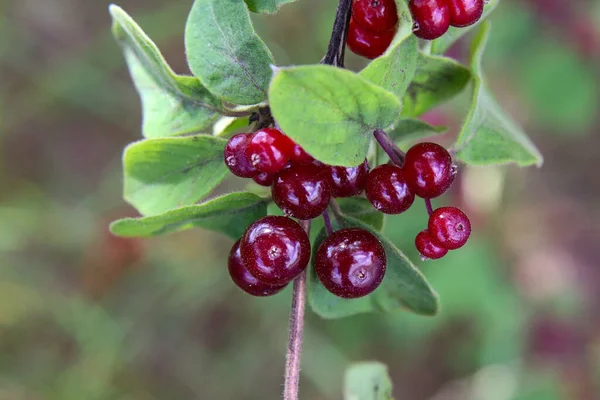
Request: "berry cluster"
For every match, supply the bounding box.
[224,127,471,299]
[347,0,399,59]
[409,0,484,40]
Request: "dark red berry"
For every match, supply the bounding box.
[315,228,386,299]
[404,142,455,199]
[245,128,295,173]
[347,17,396,59]
[228,240,287,296]
[415,230,448,260]
[409,0,450,40]
[352,0,399,33]
[224,133,257,178]
[327,159,369,198]
[272,163,331,220]
[447,0,484,27]
[428,206,471,250]
[365,164,415,214]
[240,216,311,286]
[252,172,276,187]
[291,143,314,164]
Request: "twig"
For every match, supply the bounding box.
[321,0,352,67]
[322,210,334,236]
[373,129,406,166]
[283,219,311,400]
[425,198,434,216]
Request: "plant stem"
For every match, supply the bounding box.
[283,220,311,400]
[321,0,352,67]
[425,198,434,216]
[373,129,406,167]
[322,210,334,236]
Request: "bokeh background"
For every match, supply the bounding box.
[1,0,600,399]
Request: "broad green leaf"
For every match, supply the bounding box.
[307,215,439,319]
[269,65,401,166]
[110,192,266,240]
[344,362,394,400]
[430,0,500,55]
[185,0,274,105]
[454,22,543,166]
[244,0,296,13]
[123,135,229,216]
[337,198,384,231]
[109,5,221,138]
[360,35,419,101]
[212,115,251,137]
[401,53,470,118]
[388,119,447,146]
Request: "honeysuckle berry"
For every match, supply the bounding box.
[415,230,448,260]
[224,133,258,178]
[240,216,311,286]
[228,240,287,296]
[409,0,451,40]
[244,128,295,174]
[447,0,484,27]
[315,228,387,299]
[326,159,369,198]
[403,142,456,199]
[272,163,331,220]
[252,171,277,187]
[352,0,399,33]
[428,206,471,250]
[365,164,415,214]
[347,17,396,59]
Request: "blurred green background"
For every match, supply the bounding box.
[1,0,600,399]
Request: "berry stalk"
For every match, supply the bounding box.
[283,219,311,400]
[373,129,405,166]
[321,0,352,67]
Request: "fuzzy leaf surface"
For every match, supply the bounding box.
[244,0,296,13]
[344,362,394,400]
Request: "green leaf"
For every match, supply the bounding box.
[184,0,274,105]
[110,192,266,240]
[454,22,543,167]
[401,53,470,118]
[212,115,251,137]
[387,119,447,146]
[344,362,394,400]
[307,215,439,319]
[269,65,401,166]
[360,34,419,102]
[244,0,296,13]
[123,135,229,216]
[109,5,221,138]
[430,0,500,55]
[337,198,384,231]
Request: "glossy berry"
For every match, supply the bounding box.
[315,228,387,299]
[409,0,450,40]
[240,216,311,286]
[245,128,295,174]
[252,172,277,187]
[415,230,448,260]
[352,0,399,33]
[224,133,257,178]
[327,159,370,198]
[347,17,396,59]
[428,206,471,250]
[291,143,314,164]
[228,240,287,296]
[272,163,331,220]
[404,142,455,199]
[447,0,484,27]
[365,164,415,214]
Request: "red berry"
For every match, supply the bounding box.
[428,206,471,250]
[272,163,331,220]
[347,17,396,59]
[447,0,484,27]
[409,0,450,40]
[415,230,448,260]
[315,228,387,299]
[224,133,257,178]
[291,143,314,164]
[245,128,295,173]
[326,159,370,198]
[240,216,311,285]
[404,142,455,199]
[365,164,415,214]
[352,0,399,33]
[228,240,287,296]
[252,172,277,187]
